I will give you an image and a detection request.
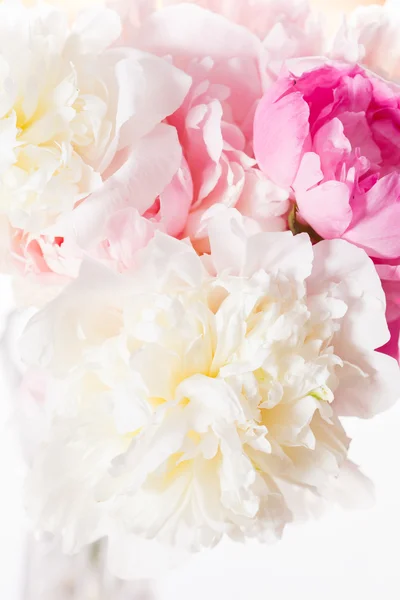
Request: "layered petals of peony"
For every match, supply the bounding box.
[1,0,328,285]
[0,0,191,283]
[331,3,400,82]
[254,61,400,360]
[118,0,324,68]
[20,208,400,577]
[122,0,327,243]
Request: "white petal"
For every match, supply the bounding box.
[53,124,183,248]
[70,8,122,54]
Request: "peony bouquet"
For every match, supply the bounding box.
[2,0,400,589]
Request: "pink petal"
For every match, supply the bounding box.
[159,157,193,237]
[375,261,400,361]
[339,111,382,166]
[344,173,400,259]
[370,107,400,168]
[202,99,224,163]
[379,320,400,363]
[296,180,352,238]
[313,117,351,180]
[254,86,310,189]
[293,152,323,192]
[104,207,157,270]
[135,4,261,60]
[376,263,400,322]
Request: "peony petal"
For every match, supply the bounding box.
[205,206,253,274]
[244,231,313,281]
[104,207,157,270]
[254,85,310,189]
[293,152,324,193]
[376,262,400,322]
[159,157,193,237]
[334,349,400,418]
[112,49,192,147]
[313,117,352,180]
[339,111,382,166]
[0,113,17,173]
[20,258,125,374]
[344,173,400,259]
[309,239,389,350]
[70,8,122,54]
[379,319,400,363]
[344,4,400,82]
[54,124,183,248]
[296,180,353,238]
[135,4,261,60]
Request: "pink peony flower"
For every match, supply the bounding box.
[121,1,326,245]
[254,60,400,361]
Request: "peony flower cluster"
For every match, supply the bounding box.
[2,0,399,581]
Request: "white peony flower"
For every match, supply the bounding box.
[339,4,400,82]
[0,0,190,277]
[21,208,400,578]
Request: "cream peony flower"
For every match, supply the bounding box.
[21,209,400,577]
[0,1,121,233]
[0,0,190,278]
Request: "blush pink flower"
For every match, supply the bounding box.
[117,0,323,62]
[123,1,326,245]
[254,60,400,361]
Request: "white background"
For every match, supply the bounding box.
[0,276,28,600]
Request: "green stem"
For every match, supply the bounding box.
[288,204,323,243]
